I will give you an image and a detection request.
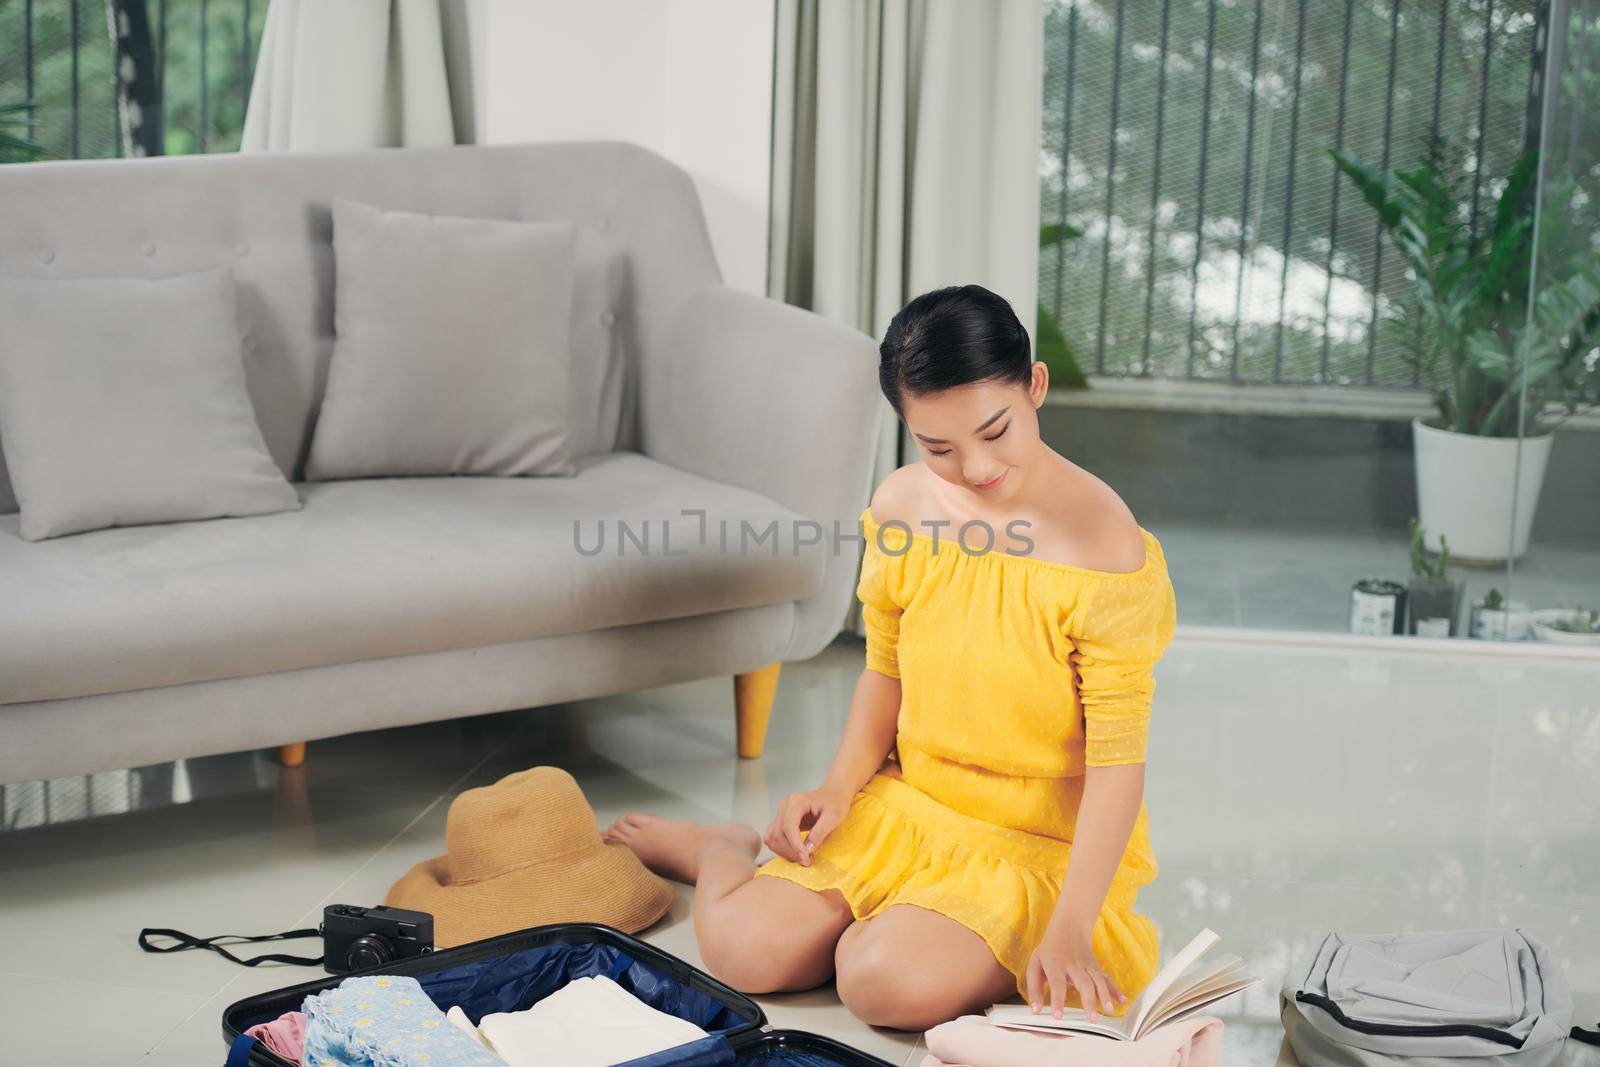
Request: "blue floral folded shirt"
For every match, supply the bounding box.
[301,974,506,1066]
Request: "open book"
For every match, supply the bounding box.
[985,929,1258,1041]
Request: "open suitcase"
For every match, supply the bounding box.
[222,922,896,1067]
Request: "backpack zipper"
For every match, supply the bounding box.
[1293,991,1525,1049]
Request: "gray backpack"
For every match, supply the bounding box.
[1280,929,1574,1067]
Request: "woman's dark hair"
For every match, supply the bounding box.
[878,284,1032,413]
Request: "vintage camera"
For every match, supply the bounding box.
[321,904,434,974]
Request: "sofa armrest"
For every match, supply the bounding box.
[638,284,884,661]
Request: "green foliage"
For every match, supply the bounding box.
[0,0,266,161]
[1332,142,1600,436]
[1407,517,1450,582]
[1037,223,1089,389]
[157,0,265,156]
[1039,222,1084,248]
[0,100,46,163]
[1549,609,1597,634]
[1036,305,1089,389]
[1484,587,1505,610]
[1040,0,1550,386]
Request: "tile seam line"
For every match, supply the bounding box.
[1173,625,1600,661]
[0,968,209,1001]
[1151,866,1594,909]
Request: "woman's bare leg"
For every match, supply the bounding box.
[605,813,855,993]
[833,904,1017,1031]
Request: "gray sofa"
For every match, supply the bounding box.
[0,141,882,784]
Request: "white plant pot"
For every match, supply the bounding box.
[1471,599,1531,641]
[1412,418,1554,563]
[1530,609,1600,647]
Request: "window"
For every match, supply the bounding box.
[1,0,267,162]
[1039,0,1545,388]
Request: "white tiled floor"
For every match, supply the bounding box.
[2,633,1597,1066]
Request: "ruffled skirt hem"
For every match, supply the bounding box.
[753,774,1159,1007]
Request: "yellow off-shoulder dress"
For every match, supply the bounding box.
[755,507,1178,1010]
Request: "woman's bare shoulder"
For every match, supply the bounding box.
[866,459,1147,571]
[1044,463,1149,573]
[868,464,929,526]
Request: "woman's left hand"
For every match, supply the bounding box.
[1024,915,1126,1022]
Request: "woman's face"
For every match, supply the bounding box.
[899,361,1049,505]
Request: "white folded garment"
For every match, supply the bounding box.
[449,975,710,1067]
[448,1005,497,1050]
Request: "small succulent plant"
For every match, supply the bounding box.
[1408,517,1451,583]
[1549,608,1597,634]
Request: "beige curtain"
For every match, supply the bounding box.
[241,0,457,151]
[768,0,1043,634]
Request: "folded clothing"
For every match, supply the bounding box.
[920,1013,1223,1067]
[447,974,709,1067]
[301,974,507,1066]
[245,1010,307,1063]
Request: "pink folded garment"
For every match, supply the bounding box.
[919,1013,1222,1067]
[245,1009,308,1063]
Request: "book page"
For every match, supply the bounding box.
[986,928,1221,1040]
[1161,960,1250,1004]
[982,1008,1133,1040]
[1145,998,1228,1034]
[1123,928,1220,1037]
[1165,974,1249,1013]
[1140,955,1243,1023]
[1148,974,1258,1028]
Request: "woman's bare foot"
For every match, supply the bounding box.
[604,813,761,884]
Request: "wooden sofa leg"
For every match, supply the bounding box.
[734,662,781,759]
[277,742,307,768]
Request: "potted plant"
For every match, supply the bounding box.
[1471,586,1532,641]
[1332,141,1600,562]
[0,101,46,164]
[1406,518,1462,637]
[1530,607,1600,647]
[1037,223,1089,389]
[1349,577,1407,636]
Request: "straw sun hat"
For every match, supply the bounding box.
[385,766,674,947]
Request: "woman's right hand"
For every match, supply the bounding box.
[764,786,853,866]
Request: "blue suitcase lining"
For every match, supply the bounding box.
[233,939,865,1065]
[622,1037,867,1066]
[413,941,743,1034]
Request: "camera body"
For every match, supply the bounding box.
[321,904,434,974]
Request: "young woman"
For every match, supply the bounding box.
[605,284,1177,1033]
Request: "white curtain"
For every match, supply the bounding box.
[768,0,1043,633]
[241,0,457,151]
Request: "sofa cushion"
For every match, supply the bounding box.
[0,452,827,705]
[0,143,726,513]
[306,199,578,480]
[0,268,302,540]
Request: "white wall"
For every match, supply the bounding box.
[470,0,776,296]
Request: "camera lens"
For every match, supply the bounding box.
[344,935,393,972]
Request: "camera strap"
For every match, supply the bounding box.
[138,926,324,967]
